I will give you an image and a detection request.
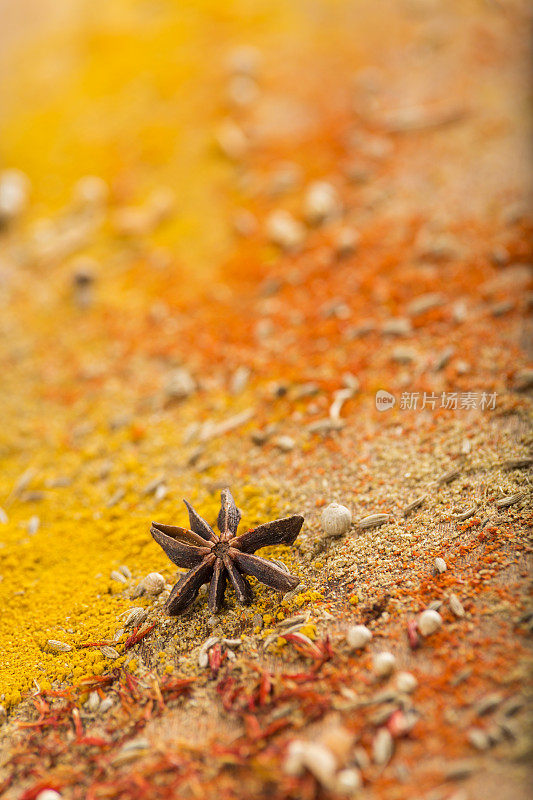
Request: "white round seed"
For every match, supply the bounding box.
[142,572,165,596]
[321,502,352,538]
[346,624,372,650]
[372,651,396,677]
[418,609,443,637]
[396,671,418,693]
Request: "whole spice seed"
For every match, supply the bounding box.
[346,624,372,650]
[120,607,148,628]
[356,513,391,530]
[396,672,418,693]
[150,489,303,614]
[468,728,490,751]
[449,593,465,618]
[500,457,533,470]
[86,691,100,713]
[110,570,127,584]
[451,505,478,521]
[284,740,337,788]
[373,651,396,677]
[99,697,114,713]
[113,737,150,766]
[335,768,361,793]
[46,640,72,653]
[321,502,352,538]
[435,557,447,574]
[141,572,165,596]
[495,491,526,508]
[436,467,461,485]
[372,727,394,765]
[418,609,443,636]
[403,495,426,516]
[475,692,503,716]
[99,646,120,660]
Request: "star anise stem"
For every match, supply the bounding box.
[150,489,304,615]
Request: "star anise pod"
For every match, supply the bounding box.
[150,488,304,615]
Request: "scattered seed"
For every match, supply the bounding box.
[435,557,447,574]
[113,737,150,765]
[86,691,101,713]
[444,761,475,781]
[198,636,220,668]
[468,728,490,751]
[100,646,120,660]
[141,572,165,596]
[451,505,477,521]
[99,697,114,714]
[198,407,254,442]
[119,565,132,579]
[329,388,354,421]
[373,728,394,765]
[382,317,412,336]
[223,638,242,648]
[0,507,7,524]
[373,651,396,677]
[229,365,251,395]
[273,435,296,452]
[143,476,165,495]
[110,570,127,585]
[500,457,533,470]
[215,118,248,160]
[501,696,525,717]
[335,767,362,794]
[449,593,465,618]
[306,418,344,434]
[391,345,417,364]
[436,467,461,485]
[303,181,340,226]
[356,513,391,530]
[107,489,125,508]
[396,672,418,693]
[27,515,40,535]
[403,495,426,517]
[0,168,29,223]
[284,740,337,788]
[47,639,72,653]
[266,209,306,252]
[165,368,196,400]
[120,607,148,628]
[451,667,473,687]
[407,293,444,317]
[346,624,372,650]
[433,346,455,371]
[475,692,503,716]
[321,502,352,538]
[495,491,526,508]
[277,614,307,629]
[418,609,442,636]
[35,791,62,800]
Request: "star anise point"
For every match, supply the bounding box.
[150,489,303,615]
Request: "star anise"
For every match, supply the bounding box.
[150,488,304,615]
